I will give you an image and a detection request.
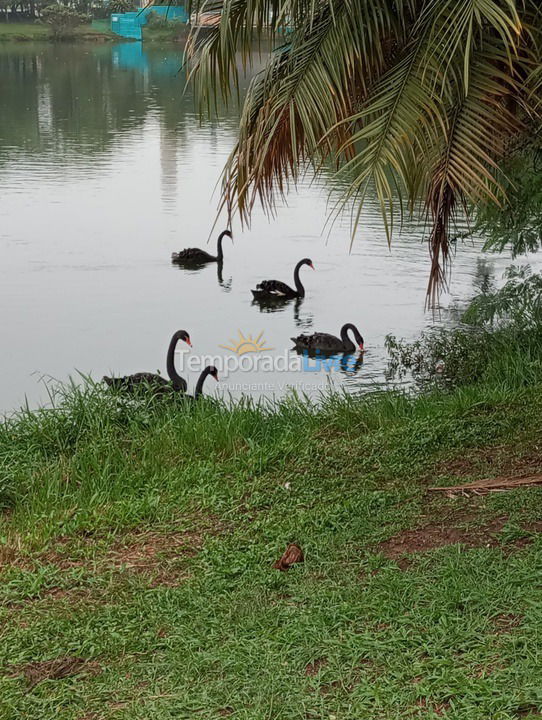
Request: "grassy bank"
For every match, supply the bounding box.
[142,24,189,43]
[0,21,118,42]
[2,322,542,719]
[0,20,187,44]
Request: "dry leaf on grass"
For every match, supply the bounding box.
[273,543,304,571]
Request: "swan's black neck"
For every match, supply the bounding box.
[293,261,306,297]
[340,324,364,350]
[166,332,187,391]
[216,231,229,261]
[195,366,213,399]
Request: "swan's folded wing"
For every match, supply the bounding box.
[311,333,338,344]
[257,280,293,296]
[173,248,198,258]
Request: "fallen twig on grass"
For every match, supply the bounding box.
[429,475,542,496]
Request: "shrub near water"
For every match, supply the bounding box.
[41,5,89,39]
[386,267,542,389]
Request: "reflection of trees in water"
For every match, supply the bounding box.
[0,41,255,166]
[0,45,149,158]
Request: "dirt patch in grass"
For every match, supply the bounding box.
[415,698,450,716]
[511,522,542,548]
[515,705,542,718]
[305,658,327,677]
[7,656,100,689]
[47,526,205,568]
[39,529,202,587]
[3,515,225,592]
[0,544,18,568]
[379,515,508,561]
[2,518,226,612]
[104,530,202,587]
[42,586,95,602]
[433,444,542,482]
[379,500,542,565]
[492,613,523,634]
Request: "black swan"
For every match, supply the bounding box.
[103,330,191,393]
[185,365,219,400]
[251,258,314,301]
[171,230,233,264]
[291,323,364,353]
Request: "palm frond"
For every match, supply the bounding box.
[330,32,447,244]
[187,0,408,110]
[217,0,411,221]
[186,0,542,305]
[425,42,522,305]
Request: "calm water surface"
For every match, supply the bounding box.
[0,41,537,412]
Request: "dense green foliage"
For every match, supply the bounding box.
[107,0,135,13]
[41,5,89,37]
[387,266,542,387]
[474,145,542,258]
[0,0,107,21]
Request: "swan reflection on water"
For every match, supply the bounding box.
[171,258,232,291]
[216,261,232,291]
[291,347,365,377]
[251,296,313,329]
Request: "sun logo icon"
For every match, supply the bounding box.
[220,330,274,355]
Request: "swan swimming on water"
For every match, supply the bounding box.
[251,258,314,301]
[291,323,364,354]
[171,230,233,264]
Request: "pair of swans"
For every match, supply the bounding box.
[250,258,364,352]
[103,330,218,399]
[171,232,365,355]
[171,232,313,300]
[251,258,364,354]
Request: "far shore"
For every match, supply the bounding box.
[0,21,189,42]
[0,21,117,41]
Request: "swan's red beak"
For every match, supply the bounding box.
[309,262,315,270]
[214,373,219,381]
[186,337,192,347]
[359,343,364,352]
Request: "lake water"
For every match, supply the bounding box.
[0,41,534,412]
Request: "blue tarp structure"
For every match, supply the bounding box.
[111,5,188,40]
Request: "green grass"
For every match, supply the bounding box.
[142,24,189,43]
[2,336,542,719]
[0,21,117,42]
[0,22,50,40]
